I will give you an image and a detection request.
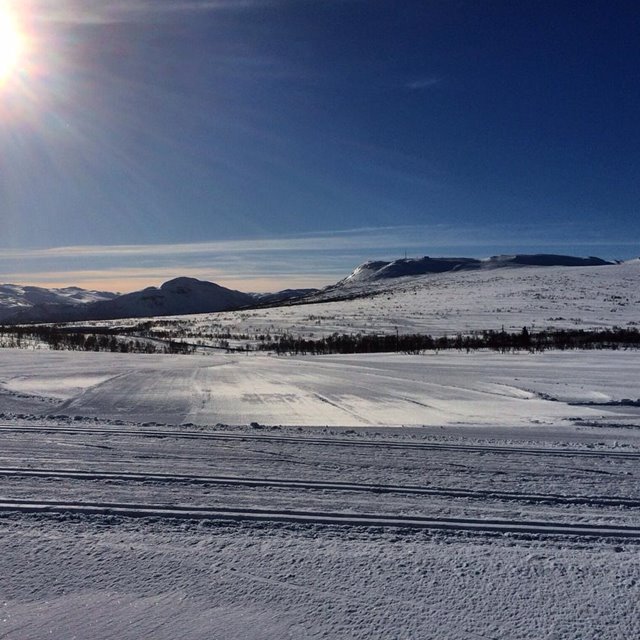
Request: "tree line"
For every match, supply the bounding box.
[2,324,638,356]
[0,324,194,354]
[259,326,640,355]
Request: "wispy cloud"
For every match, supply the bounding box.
[406,77,440,90]
[0,225,446,261]
[0,224,469,292]
[0,267,333,293]
[21,0,271,25]
[0,224,632,293]
[2,222,630,264]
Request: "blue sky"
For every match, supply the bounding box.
[1,0,638,292]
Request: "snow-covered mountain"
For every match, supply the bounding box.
[250,288,319,305]
[0,278,253,324]
[0,285,118,324]
[172,258,639,343]
[87,277,254,320]
[0,284,117,308]
[0,254,630,324]
[337,254,614,287]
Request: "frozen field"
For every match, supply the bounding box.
[2,348,640,427]
[0,347,639,638]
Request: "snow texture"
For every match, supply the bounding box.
[1,349,640,426]
[1,258,639,639]
[0,408,638,639]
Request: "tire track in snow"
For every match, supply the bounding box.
[1,498,638,538]
[0,466,637,508]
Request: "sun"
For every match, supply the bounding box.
[0,8,23,83]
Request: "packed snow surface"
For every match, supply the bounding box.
[1,343,639,637]
[1,349,640,426]
[2,514,638,639]
[0,399,639,638]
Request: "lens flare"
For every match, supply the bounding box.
[0,7,23,83]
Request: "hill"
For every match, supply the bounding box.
[335,254,614,287]
[0,253,630,324]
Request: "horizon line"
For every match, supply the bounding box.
[1,224,637,293]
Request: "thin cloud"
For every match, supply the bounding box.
[1,223,633,264]
[0,226,442,261]
[21,0,272,25]
[23,0,362,25]
[1,224,632,292]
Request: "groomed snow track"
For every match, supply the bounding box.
[1,497,639,538]
[1,424,639,460]
[1,466,638,508]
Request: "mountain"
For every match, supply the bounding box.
[0,284,117,308]
[0,254,622,324]
[186,259,639,342]
[0,278,254,324]
[339,257,481,285]
[82,277,253,320]
[250,288,319,306]
[0,285,118,324]
[336,254,614,287]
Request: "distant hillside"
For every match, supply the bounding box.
[0,278,254,324]
[337,254,614,287]
[0,285,118,324]
[250,288,319,306]
[0,254,625,324]
[83,277,255,321]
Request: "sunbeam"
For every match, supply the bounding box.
[0,5,23,83]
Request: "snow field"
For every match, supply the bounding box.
[0,319,639,637]
[1,348,639,427]
[1,510,639,639]
[152,262,640,341]
[0,413,639,638]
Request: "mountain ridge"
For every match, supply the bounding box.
[337,254,615,286]
[0,254,628,324]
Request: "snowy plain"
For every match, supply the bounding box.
[1,261,639,638]
[0,346,639,638]
[1,348,640,427]
[112,261,640,344]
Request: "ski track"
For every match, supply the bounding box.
[0,347,639,638]
[2,498,639,539]
[1,421,638,545]
[0,466,638,508]
[1,424,638,459]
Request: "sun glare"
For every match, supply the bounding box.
[0,8,23,83]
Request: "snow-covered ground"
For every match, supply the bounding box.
[57,262,640,347]
[2,511,638,639]
[208,261,640,339]
[1,348,640,427]
[1,281,639,638]
[0,391,639,638]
